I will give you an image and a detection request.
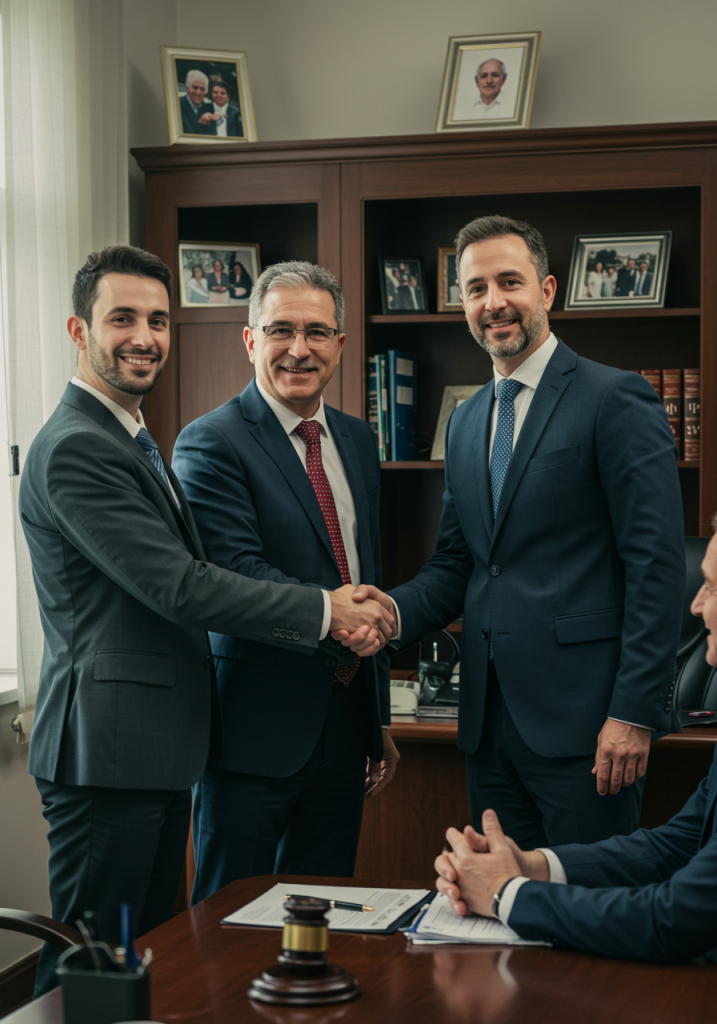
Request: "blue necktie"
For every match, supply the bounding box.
[490,378,523,519]
[135,427,170,489]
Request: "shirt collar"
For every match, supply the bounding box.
[255,378,328,436]
[475,96,501,107]
[71,376,145,438]
[492,332,558,395]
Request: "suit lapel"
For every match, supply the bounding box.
[468,383,495,542]
[492,341,575,541]
[241,382,338,567]
[326,407,374,583]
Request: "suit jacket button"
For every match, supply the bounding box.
[489,564,501,577]
[293,632,300,641]
[204,655,212,668]
[279,629,287,639]
[325,656,337,667]
[481,629,488,640]
[272,627,280,637]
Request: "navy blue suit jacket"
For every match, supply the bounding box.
[510,744,717,962]
[388,339,685,758]
[179,94,218,136]
[173,378,390,778]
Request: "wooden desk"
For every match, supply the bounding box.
[8,875,716,1024]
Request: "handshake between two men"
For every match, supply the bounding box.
[328,583,397,654]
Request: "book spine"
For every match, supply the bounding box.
[662,369,683,458]
[367,355,380,453]
[387,350,417,461]
[640,369,662,398]
[684,367,701,462]
[379,355,388,460]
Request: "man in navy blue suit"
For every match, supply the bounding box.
[434,527,717,963]
[633,260,654,297]
[173,261,399,901]
[350,215,684,848]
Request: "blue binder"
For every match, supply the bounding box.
[387,350,417,461]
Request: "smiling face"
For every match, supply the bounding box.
[69,273,170,409]
[476,60,506,105]
[691,535,717,668]
[459,234,555,369]
[211,83,229,107]
[188,78,207,105]
[244,286,345,417]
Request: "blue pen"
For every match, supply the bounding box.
[120,903,139,971]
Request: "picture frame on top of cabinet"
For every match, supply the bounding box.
[161,45,257,145]
[379,257,427,314]
[564,231,672,310]
[437,247,462,312]
[436,32,542,133]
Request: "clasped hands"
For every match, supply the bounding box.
[434,811,550,919]
[329,584,397,656]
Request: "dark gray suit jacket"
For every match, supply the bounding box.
[19,384,324,790]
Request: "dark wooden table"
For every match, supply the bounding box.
[8,875,716,1024]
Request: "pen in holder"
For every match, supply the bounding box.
[56,943,151,1024]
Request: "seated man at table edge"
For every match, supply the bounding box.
[434,522,717,964]
[173,261,399,899]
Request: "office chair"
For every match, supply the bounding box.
[671,536,717,730]
[0,909,81,950]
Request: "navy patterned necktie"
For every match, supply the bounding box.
[490,378,524,519]
[135,427,170,489]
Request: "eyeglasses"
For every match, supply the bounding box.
[256,326,340,345]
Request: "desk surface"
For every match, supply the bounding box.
[9,875,716,1024]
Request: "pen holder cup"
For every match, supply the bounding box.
[57,958,151,1024]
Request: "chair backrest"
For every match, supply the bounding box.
[672,536,717,730]
[0,910,81,950]
[679,536,709,658]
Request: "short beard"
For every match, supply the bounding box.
[469,305,546,359]
[86,331,163,395]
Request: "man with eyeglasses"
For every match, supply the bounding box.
[173,261,399,899]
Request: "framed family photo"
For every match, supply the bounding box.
[178,242,261,307]
[564,232,672,310]
[431,385,486,460]
[161,46,257,145]
[437,247,462,312]
[379,258,427,314]
[436,31,542,133]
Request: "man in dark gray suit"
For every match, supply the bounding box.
[20,245,394,995]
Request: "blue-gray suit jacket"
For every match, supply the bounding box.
[19,384,324,790]
[389,339,685,757]
[173,379,390,778]
[510,744,717,962]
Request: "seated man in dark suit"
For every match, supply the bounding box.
[179,69,218,136]
[435,523,717,963]
[173,261,399,900]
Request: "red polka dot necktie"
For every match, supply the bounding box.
[295,419,359,686]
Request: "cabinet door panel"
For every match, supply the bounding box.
[178,323,254,431]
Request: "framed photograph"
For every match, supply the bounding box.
[431,385,486,460]
[178,242,261,308]
[379,258,427,314]
[436,32,541,133]
[564,232,672,310]
[161,46,257,145]
[437,247,462,312]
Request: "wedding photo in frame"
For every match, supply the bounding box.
[564,231,672,310]
[437,247,462,312]
[178,242,261,307]
[379,257,427,313]
[161,45,257,145]
[436,31,541,133]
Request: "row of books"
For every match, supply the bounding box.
[639,368,700,461]
[367,351,417,461]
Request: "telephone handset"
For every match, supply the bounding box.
[419,629,460,708]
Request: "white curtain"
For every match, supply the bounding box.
[1,0,128,733]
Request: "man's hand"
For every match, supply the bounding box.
[592,719,650,795]
[435,811,522,917]
[365,728,400,799]
[328,584,396,655]
[331,585,397,648]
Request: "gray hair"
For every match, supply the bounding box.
[248,261,345,332]
[454,214,549,286]
[185,69,209,90]
[477,58,506,78]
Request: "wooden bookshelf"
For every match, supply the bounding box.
[369,308,700,324]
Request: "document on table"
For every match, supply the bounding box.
[405,893,550,946]
[222,883,433,934]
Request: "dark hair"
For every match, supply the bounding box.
[211,78,230,94]
[454,215,549,285]
[192,264,203,273]
[72,245,171,325]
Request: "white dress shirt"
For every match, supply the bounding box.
[70,377,180,507]
[497,848,567,926]
[212,102,228,136]
[256,379,362,640]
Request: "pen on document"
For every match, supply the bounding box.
[284,894,374,912]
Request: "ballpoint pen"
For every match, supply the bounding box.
[284,895,374,912]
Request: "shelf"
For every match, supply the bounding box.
[381,460,444,469]
[367,308,700,325]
